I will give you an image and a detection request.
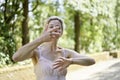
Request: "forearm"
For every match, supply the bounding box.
[69,57,95,66]
[18,37,43,55]
[12,37,44,61]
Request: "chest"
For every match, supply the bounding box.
[34,56,67,76]
[38,48,65,61]
[34,47,67,75]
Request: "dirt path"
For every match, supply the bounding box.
[66,59,120,80]
[0,58,120,80]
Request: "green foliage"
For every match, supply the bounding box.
[29,0,65,40]
[0,0,22,66]
[0,22,16,66]
[0,0,120,67]
[64,0,120,53]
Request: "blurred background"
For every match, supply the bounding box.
[0,0,120,79]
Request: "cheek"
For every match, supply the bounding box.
[57,29,62,33]
[60,30,63,36]
[60,29,63,34]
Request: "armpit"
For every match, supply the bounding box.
[32,54,39,65]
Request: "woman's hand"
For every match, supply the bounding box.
[52,57,72,71]
[40,27,61,42]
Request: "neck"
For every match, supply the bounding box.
[44,40,58,52]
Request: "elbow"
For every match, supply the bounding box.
[88,58,96,65]
[12,54,20,62]
[12,55,18,62]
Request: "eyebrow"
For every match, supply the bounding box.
[49,24,60,26]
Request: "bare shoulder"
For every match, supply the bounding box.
[63,48,88,58]
[63,48,78,58]
[63,48,80,54]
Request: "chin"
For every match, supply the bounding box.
[52,38,59,41]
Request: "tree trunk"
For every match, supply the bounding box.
[114,0,119,44]
[22,0,29,45]
[74,11,81,52]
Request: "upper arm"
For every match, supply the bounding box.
[12,48,39,62]
[64,49,89,58]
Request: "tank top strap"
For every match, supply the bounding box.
[62,48,66,57]
[37,46,42,58]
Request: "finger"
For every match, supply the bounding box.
[52,64,61,69]
[53,59,63,65]
[58,57,65,61]
[54,58,65,64]
[53,62,63,66]
[53,60,63,68]
[49,27,59,32]
[50,32,60,37]
[55,58,64,62]
[54,60,63,64]
[58,66,63,71]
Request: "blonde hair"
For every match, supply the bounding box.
[45,16,64,31]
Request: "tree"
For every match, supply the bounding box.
[22,0,29,45]
[0,0,22,65]
[74,11,81,52]
[114,0,120,48]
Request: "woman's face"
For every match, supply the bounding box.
[47,20,63,38]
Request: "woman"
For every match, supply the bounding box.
[12,16,95,80]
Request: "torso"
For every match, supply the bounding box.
[34,46,67,80]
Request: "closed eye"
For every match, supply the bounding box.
[50,26,53,28]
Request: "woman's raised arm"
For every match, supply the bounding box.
[12,27,59,62]
[12,37,44,62]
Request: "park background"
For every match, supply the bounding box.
[0,0,120,80]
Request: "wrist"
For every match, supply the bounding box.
[36,36,44,44]
[69,58,73,64]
